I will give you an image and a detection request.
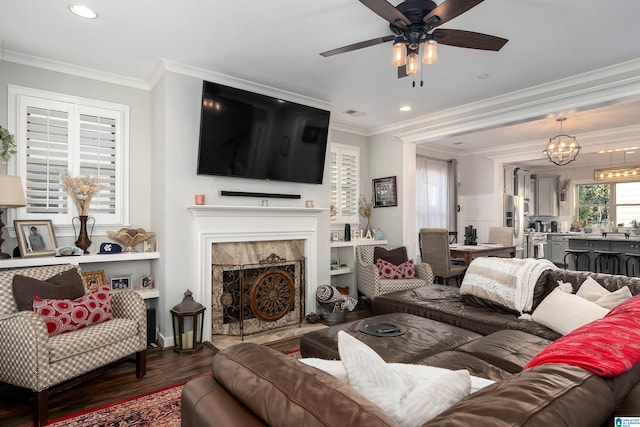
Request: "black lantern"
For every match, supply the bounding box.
[171,289,206,354]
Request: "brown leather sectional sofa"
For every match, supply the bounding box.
[181,268,640,426]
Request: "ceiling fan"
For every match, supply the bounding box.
[320,0,508,84]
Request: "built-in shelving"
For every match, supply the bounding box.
[0,252,160,269]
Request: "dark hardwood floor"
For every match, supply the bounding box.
[0,304,372,426]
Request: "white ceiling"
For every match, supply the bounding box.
[3,0,640,166]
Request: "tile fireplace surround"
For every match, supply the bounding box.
[188,205,326,342]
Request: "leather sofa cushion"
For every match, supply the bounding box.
[422,364,615,427]
[454,330,551,374]
[213,343,398,427]
[418,351,512,382]
[372,285,561,340]
[12,268,85,311]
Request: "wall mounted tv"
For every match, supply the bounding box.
[197,80,330,184]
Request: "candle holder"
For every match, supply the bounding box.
[171,290,206,354]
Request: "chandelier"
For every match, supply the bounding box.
[543,118,581,166]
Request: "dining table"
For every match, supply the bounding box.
[450,243,516,265]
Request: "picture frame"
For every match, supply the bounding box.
[81,270,107,292]
[139,275,154,289]
[13,220,58,258]
[372,176,398,208]
[110,275,132,291]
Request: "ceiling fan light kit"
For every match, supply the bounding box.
[320,0,508,87]
[543,117,581,166]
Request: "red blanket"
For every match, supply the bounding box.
[525,294,640,377]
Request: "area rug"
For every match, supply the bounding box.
[45,383,184,427]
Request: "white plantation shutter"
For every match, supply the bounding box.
[330,144,359,223]
[78,111,117,215]
[12,87,127,228]
[24,104,70,215]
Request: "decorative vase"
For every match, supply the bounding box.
[73,215,95,254]
[364,218,374,239]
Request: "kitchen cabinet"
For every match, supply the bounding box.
[534,174,559,216]
[548,234,570,266]
[504,166,515,195]
[514,169,531,198]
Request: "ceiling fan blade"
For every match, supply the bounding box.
[423,0,484,29]
[433,29,508,51]
[397,65,408,78]
[320,35,395,57]
[359,0,411,28]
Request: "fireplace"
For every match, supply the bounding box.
[188,205,324,342]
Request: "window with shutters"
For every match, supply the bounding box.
[9,86,128,230]
[330,143,359,224]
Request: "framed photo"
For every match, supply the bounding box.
[110,275,132,291]
[81,270,107,292]
[14,220,57,258]
[139,275,154,289]
[372,176,398,208]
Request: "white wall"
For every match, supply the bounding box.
[151,71,332,344]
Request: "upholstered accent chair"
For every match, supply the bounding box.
[419,228,467,286]
[0,264,147,427]
[488,226,514,247]
[355,244,433,300]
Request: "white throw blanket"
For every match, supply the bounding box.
[460,257,557,314]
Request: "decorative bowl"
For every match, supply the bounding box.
[107,228,154,251]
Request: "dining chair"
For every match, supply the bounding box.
[419,228,467,286]
[488,227,514,247]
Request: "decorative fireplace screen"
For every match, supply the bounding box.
[212,253,305,339]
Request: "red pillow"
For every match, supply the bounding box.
[377,258,415,279]
[33,285,113,336]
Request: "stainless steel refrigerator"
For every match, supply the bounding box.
[504,194,525,258]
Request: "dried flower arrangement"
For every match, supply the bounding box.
[60,169,102,216]
[359,195,372,219]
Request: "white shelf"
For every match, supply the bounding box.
[0,252,160,269]
[330,239,387,248]
[330,266,354,276]
[135,289,160,299]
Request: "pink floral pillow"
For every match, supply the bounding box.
[377,258,416,279]
[33,286,113,336]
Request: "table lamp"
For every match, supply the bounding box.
[0,175,27,259]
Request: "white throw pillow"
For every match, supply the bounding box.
[576,276,632,309]
[532,288,609,335]
[299,358,494,394]
[337,331,471,427]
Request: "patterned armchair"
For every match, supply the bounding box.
[355,244,433,300]
[0,264,147,426]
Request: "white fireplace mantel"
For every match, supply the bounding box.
[188,204,327,341]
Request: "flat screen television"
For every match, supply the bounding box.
[197,80,330,184]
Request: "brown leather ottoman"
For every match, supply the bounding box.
[300,312,482,363]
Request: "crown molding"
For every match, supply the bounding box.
[2,49,149,90]
[391,58,640,144]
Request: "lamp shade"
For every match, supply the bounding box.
[0,175,26,208]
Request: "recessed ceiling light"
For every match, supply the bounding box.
[399,106,412,112]
[69,4,98,19]
[453,142,464,146]
[477,73,489,79]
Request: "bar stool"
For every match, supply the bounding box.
[625,253,640,277]
[563,249,590,271]
[594,250,621,274]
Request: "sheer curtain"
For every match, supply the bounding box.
[416,156,457,231]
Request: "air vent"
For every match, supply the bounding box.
[343,109,366,117]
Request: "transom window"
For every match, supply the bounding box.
[9,85,128,229]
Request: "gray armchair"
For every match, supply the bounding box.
[355,244,433,300]
[0,264,147,426]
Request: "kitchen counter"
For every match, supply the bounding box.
[567,233,640,242]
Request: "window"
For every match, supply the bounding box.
[9,86,128,229]
[330,143,359,224]
[576,182,640,227]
